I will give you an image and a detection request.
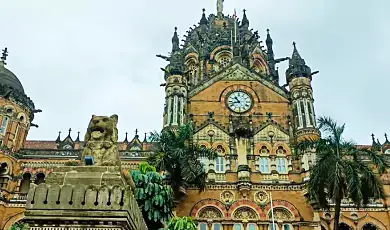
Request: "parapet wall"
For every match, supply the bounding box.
[26,183,132,211]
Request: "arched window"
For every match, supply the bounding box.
[276,158,287,173]
[0,162,9,189]
[20,173,31,193]
[247,223,257,230]
[259,157,270,173]
[269,223,278,230]
[212,223,222,230]
[215,157,224,172]
[339,223,352,230]
[362,223,378,230]
[198,223,208,230]
[233,224,243,230]
[34,173,45,185]
[0,116,8,135]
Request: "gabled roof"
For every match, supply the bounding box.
[189,63,288,99]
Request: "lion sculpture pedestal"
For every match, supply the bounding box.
[23,115,146,230]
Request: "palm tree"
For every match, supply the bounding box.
[148,123,217,200]
[297,117,388,230]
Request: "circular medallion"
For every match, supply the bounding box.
[226,90,253,113]
[254,190,269,205]
[220,190,235,204]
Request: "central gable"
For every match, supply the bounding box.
[189,63,288,99]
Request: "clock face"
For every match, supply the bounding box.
[226,90,253,113]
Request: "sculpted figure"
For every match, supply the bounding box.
[81,114,120,166]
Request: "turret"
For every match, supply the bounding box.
[162,28,188,129]
[0,47,41,151]
[286,42,319,142]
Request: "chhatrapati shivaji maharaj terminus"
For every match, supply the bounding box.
[0,1,389,230]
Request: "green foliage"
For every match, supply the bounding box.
[163,216,197,230]
[131,162,174,229]
[148,123,217,195]
[64,160,80,166]
[297,116,388,230]
[10,223,29,230]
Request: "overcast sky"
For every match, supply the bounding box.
[0,0,389,144]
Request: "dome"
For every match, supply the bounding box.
[0,64,25,93]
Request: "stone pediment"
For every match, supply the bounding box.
[254,123,290,143]
[189,63,288,99]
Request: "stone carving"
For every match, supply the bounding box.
[81,115,120,166]
[254,190,269,204]
[198,206,223,219]
[232,207,258,220]
[268,207,293,221]
[220,190,235,204]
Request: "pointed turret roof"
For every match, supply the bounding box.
[241,9,249,28]
[286,42,312,81]
[172,27,180,53]
[200,9,208,25]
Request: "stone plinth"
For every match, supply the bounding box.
[23,166,147,230]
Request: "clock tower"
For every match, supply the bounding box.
[158,2,321,229]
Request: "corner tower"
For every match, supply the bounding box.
[286,42,319,142]
[161,28,188,129]
[0,48,41,151]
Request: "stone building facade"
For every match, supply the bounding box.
[0,1,389,230]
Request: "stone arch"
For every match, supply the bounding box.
[357,215,387,230]
[2,211,24,230]
[190,199,227,218]
[19,172,31,193]
[273,142,291,156]
[329,217,355,230]
[263,200,300,220]
[227,199,263,218]
[254,142,273,156]
[197,206,224,219]
[266,207,294,221]
[210,45,233,60]
[232,206,259,220]
[339,222,353,230]
[34,172,46,185]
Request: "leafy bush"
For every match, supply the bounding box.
[163,216,197,230]
[64,160,80,166]
[10,222,29,230]
[131,162,174,229]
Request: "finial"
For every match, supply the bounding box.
[293,41,296,48]
[75,131,80,142]
[241,9,249,27]
[174,26,177,32]
[68,128,72,136]
[124,132,129,143]
[267,28,270,34]
[1,47,8,66]
[200,8,208,25]
[172,27,180,52]
[385,133,388,142]
[143,132,147,142]
[135,129,139,135]
[55,131,62,143]
[371,133,375,141]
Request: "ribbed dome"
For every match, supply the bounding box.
[0,64,24,93]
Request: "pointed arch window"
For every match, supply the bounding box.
[0,116,8,135]
[259,157,270,173]
[20,173,31,193]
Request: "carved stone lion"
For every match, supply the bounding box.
[81,114,120,166]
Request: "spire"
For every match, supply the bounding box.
[0,47,8,67]
[172,27,180,53]
[266,29,274,59]
[371,134,381,151]
[143,132,148,143]
[241,9,249,28]
[67,128,72,137]
[135,129,139,139]
[385,133,390,144]
[286,41,312,80]
[200,8,208,25]
[124,132,129,143]
[75,131,80,142]
[55,131,61,143]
